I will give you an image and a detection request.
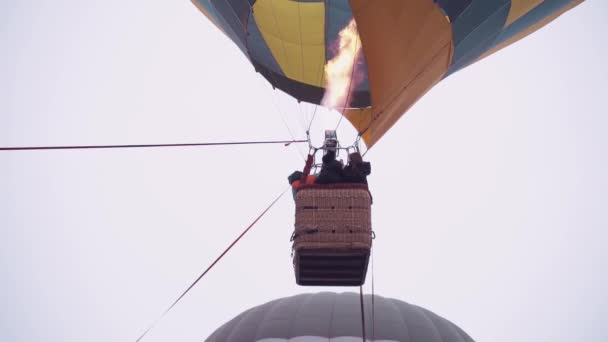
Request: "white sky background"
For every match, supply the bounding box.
[1,1,607,341]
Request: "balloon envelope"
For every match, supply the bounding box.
[192,0,584,147]
[206,292,474,341]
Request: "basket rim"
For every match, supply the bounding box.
[296,183,368,191]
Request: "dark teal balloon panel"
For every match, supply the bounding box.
[489,0,580,52]
[446,0,512,75]
[436,0,583,76]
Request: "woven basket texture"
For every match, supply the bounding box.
[293,187,372,251]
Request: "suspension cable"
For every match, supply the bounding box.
[0,139,308,151]
[259,71,307,160]
[307,105,319,134]
[359,285,367,342]
[306,54,327,134]
[260,77,307,160]
[252,0,308,159]
[135,188,288,342]
[241,0,308,161]
[295,0,309,134]
[371,248,375,340]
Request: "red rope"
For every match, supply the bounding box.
[300,154,314,182]
[135,188,288,341]
[0,140,307,151]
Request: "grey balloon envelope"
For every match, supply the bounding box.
[206,292,474,342]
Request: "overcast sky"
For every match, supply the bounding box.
[1,1,607,342]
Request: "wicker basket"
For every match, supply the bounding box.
[292,184,372,286]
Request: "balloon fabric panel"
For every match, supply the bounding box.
[252,0,326,87]
[476,0,585,63]
[191,0,585,149]
[505,0,544,26]
[205,292,475,341]
[348,0,453,148]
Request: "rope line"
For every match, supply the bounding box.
[251,1,309,160]
[371,248,375,340]
[255,68,307,160]
[242,1,304,161]
[135,188,288,342]
[306,48,327,134]
[359,285,367,342]
[308,105,319,133]
[0,140,308,151]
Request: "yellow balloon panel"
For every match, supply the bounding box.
[253,0,325,87]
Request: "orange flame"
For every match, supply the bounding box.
[321,19,363,111]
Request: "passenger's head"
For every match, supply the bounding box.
[349,152,363,165]
[322,150,336,164]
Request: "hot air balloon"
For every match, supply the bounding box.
[206,292,474,342]
[191,0,584,148]
[191,0,584,286]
